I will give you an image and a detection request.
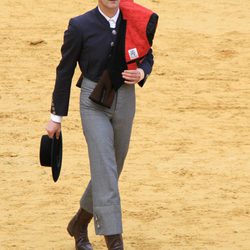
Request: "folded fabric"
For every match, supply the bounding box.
[120,0,159,69]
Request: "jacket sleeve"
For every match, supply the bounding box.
[137,13,158,87]
[51,19,82,116]
[137,48,154,87]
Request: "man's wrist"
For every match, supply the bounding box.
[50,114,63,123]
[137,68,145,81]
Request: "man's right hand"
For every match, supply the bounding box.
[46,120,61,139]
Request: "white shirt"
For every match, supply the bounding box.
[98,7,120,28]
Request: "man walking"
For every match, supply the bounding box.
[45,0,158,249]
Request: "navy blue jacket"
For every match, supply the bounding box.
[51,7,154,116]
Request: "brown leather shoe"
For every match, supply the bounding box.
[67,208,93,250]
[104,234,124,250]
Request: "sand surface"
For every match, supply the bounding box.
[1,0,250,249]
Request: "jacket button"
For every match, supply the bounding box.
[112,30,117,35]
[110,42,114,47]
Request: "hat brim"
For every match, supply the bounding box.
[51,132,63,182]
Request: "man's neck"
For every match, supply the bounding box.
[98,5,119,18]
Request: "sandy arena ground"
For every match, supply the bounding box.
[1,0,250,249]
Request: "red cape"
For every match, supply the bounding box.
[120,0,158,69]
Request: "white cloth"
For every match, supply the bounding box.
[98,7,120,28]
[50,113,62,123]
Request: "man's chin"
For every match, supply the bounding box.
[108,0,119,7]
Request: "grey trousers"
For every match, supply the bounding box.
[79,77,135,235]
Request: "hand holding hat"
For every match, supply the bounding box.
[46,119,61,139]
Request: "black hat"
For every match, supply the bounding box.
[39,132,63,182]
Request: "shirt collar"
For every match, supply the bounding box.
[98,7,120,27]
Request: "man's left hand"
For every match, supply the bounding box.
[122,69,144,85]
